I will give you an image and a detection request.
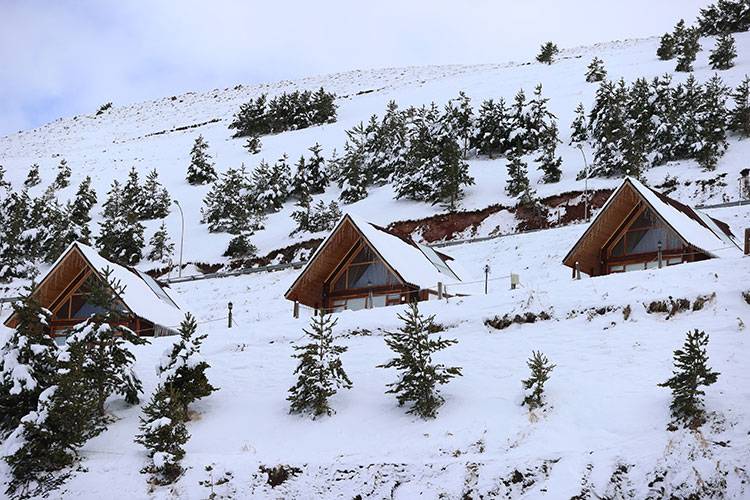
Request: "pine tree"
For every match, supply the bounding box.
[371,101,408,183]
[695,75,729,170]
[521,351,556,411]
[536,122,563,183]
[585,57,607,83]
[141,169,171,220]
[67,176,97,245]
[186,135,217,185]
[536,42,559,64]
[444,91,474,157]
[0,192,35,282]
[121,167,144,220]
[569,103,588,145]
[156,313,216,418]
[710,33,737,70]
[201,165,260,234]
[336,121,376,203]
[148,222,175,263]
[134,384,189,484]
[52,159,71,190]
[658,329,719,428]
[729,76,750,137]
[287,313,351,418]
[63,269,148,417]
[509,89,530,152]
[673,75,704,160]
[506,151,530,196]
[657,32,677,60]
[622,78,655,177]
[24,164,41,189]
[0,164,10,190]
[40,199,73,264]
[244,135,262,155]
[252,155,291,212]
[0,289,58,437]
[96,203,145,266]
[228,94,268,138]
[473,98,512,158]
[673,19,688,46]
[305,143,329,194]
[676,27,701,72]
[588,79,630,177]
[525,84,556,152]
[378,303,461,419]
[698,0,750,36]
[223,232,257,258]
[310,87,338,125]
[652,74,679,165]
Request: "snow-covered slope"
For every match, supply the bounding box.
[4,31,750,499]
[3,35,750,271]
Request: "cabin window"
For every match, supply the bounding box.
[609,208,682,258]
[330,245,401,292]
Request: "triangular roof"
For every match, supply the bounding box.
[563,177,741,272]
[4,242,184,330]
[285,214,461,306]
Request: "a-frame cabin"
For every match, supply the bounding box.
[563,177,741,277]
[3,242,184,337]
[285,214,462,312]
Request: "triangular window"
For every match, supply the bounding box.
[330,243,401,291]
[609,207,683,257]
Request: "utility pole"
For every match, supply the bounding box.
[173,199,185,277]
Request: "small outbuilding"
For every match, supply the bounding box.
[285,214,462,312]
[563,177,741,277]
[3,241,184,337]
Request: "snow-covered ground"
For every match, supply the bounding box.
[4,27,750,499]
[6,221,744,499]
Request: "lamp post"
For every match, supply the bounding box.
[577,144,590,222]
[173,199,185,277]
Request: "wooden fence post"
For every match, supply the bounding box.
[745,228,750,255]
[437,282,444,300]
[293,301,299,319]
[575,262,581,280]
[227,302,233,329]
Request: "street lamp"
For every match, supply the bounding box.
[577,144,590,222]
[173,199,185,277]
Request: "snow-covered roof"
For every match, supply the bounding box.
[299,213,462,291]
[44,242,185,329]
[346,214,461,288]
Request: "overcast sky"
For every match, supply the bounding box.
[0,1,712,137]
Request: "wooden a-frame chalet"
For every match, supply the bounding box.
[563,177,741,277]
[285,214,462,312]
[3,241,184,337]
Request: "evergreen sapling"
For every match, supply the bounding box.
[709,33,737,70]
[521,351,556,411]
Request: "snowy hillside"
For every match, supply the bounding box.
[3,34,750,273]
[5,222,746,499]
[4,25,750,499]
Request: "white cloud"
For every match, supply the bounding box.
[0,0,712,136]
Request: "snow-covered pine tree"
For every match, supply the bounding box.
[0,289,57,436]
[371,101,408,183]
[291,155,311,201]
[0,192,35,282]
[673,19,688,45]
[673,75,704,161]
[506,150,531,196]
[536,42,559,64]
[223,232,257,259]
[309,201,342,233]
[588,79,629,177]
[658,329,719,428]
[569,103,588,146]
[697,0,750,36]
[40,199,73,264]
[652,74,679,165]
[695,74,729,170]
[186,135,217,185]
[729,75,750,137]
[473,98,512,158]
[24,164,41,189]
[141,169,171,220]
[156,313,216,418]
[201,165,260,234]
[310,87,338,125]
[134,384,189,484]
[657,32,676,60]
[121,167,144,220]
[62,268,148,417]
[244,134,262,155]
[378,303,461,419]
[525,84,556,152]
[622,77,655,178]
[305,143,329,193]
[336,121,375,203]
[585,57,607,83]
[148,222,175,263]
[290,187,313,235]
[444,91,474,158]
[252,155,291,212]
[710,33,737,70]
[287,313,351,418]
[509,89,530,152]
[67,176,97,245]
[228,94,268,138]
[52,159,71,190]
[521,351,556,411]
[96,181,145,266]
[676,27,701,72]
[536,122,563,183]
[0,164,10,190]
